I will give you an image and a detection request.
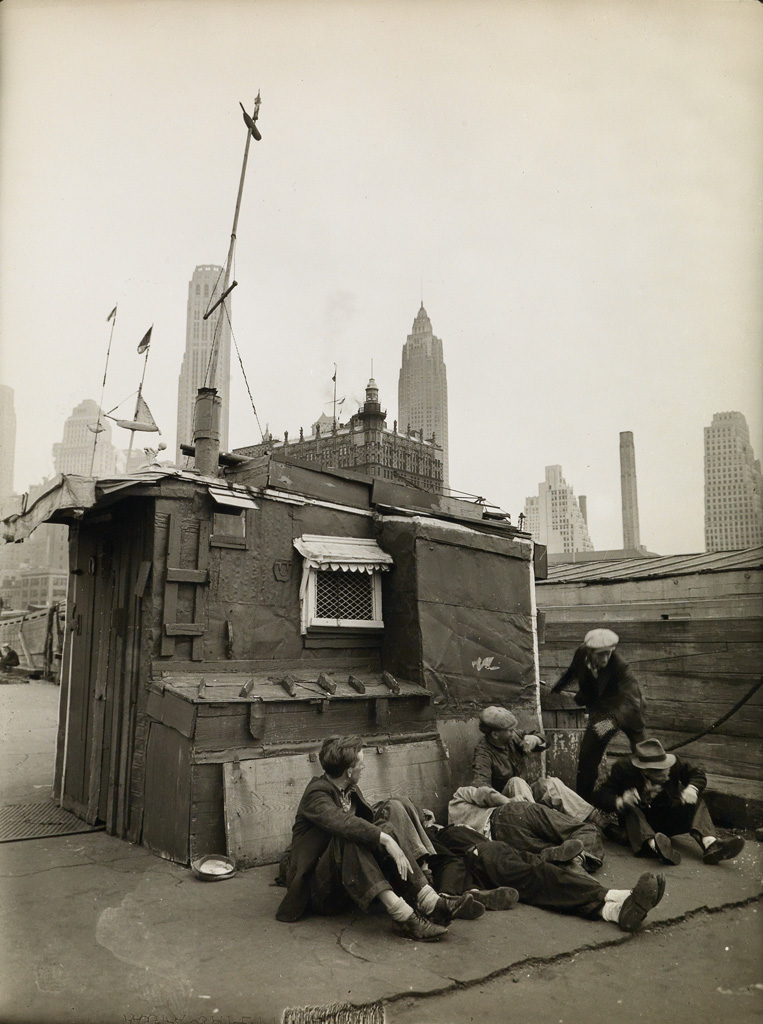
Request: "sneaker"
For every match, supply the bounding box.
[428,891,485,924]
[469,886,520,911]
[703,836,745,865]
[618,872,666,932]
[653,832,682,866]
[392,911,449,941]
[541,839,585,864]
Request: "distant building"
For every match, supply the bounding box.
[176,265,232,462]
[52,399,118,477]
[0,568,67,610]
[523,465,594,555]
[398,304,449,488]
[704,411,763,552]
[0,384,16,499]
[234,378,443,493]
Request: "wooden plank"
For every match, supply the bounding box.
[192,520,211,662]
[224,739,451,867]
[134,560,152,597]
[165,623,205,637]
[146,689,198,738]
[86,536,115,825]
[161,513,183,656]
[166,568,209,584]
[142,722,191,863]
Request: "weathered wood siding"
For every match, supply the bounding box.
[537,562,763,825]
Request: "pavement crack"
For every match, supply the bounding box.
[380,893,763,1010]
[337,924,374,962]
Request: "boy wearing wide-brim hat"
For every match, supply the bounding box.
[593,739,745,866]
[549,628,647,801]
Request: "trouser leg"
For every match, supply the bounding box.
[310,836,392,913]
[638,799,716,847]
[621,806,658,854]
[373,797,437,863]
[502,777,535,801]
[475,843,608,918]
[576,717,618,800]
[532,777,594,821]
[491,802,604,866]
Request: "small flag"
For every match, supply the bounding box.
[107,306,117,322]
[137,326,152,354]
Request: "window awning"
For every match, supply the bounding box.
[208,485,259,511]
[294,534,394,573]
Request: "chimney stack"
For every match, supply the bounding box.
[619,431,641,551]
[193,387,222,477]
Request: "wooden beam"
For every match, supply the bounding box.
[166,568,209,584]
[316,672,337,695]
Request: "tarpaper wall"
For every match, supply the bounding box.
[379,518,537,707]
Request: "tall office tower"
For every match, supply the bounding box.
[0,384,16,499]
[704,411,763,552]
[176,265,232,462]
[620,431,642,551]
[523,465,594,555]
[52,399,118,477]
[398,303,449,488]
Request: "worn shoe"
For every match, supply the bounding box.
[618,872,666,932]
[703,836,745,865]
[392,911,449,941]
[469,886,520,911]
[541,839,585,865]
[653,832,682,866]
[587,809,615,830]
[429,892,485,924]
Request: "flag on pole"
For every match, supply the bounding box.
[107,306,117,322]
[137,326,153,354]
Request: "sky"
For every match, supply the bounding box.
[1,0,761,554]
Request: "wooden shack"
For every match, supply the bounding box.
[536,549,763,827]
[3,447,543,865]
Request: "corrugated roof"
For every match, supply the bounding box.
[538,547,763,584]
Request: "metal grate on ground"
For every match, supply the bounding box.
[0,802,104,842]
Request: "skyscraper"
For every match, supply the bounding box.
[523,465,594,555]
[52,399,118,477]
[704,411,763,552]
[398,303,449,488]
[176,265,232,462]
[0,384,16,499]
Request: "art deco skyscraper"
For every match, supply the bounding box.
[52,399,119,477]
[523,465,594,555]
[398,303,449,488]
[176,265,232,462]
[704,411,763,552]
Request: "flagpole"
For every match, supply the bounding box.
[90,307,118,476]
[128,342,152,456]
[207,93,261,390]
[332,364,338,430]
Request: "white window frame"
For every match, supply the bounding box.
[301,565,384,634]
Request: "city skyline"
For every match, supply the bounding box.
[1,1,761,554]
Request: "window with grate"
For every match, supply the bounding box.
[315,569,374,621]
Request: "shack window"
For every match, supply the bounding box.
[294,534,393,636]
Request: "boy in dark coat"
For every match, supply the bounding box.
[593,738,745,866]
[276,735,484,940]
[550,628,647,799]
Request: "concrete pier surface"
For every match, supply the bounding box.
[2,681,761,1024]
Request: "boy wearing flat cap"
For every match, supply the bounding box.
[593,739,745,866]
[550,628,647,800]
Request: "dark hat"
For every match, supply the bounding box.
[631,738,676,770]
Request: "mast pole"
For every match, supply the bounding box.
[208,93,261,389]
[128,344,152,456]
[90,308,118,475]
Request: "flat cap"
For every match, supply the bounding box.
[479,706,518,731]
[584,628,619,651]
